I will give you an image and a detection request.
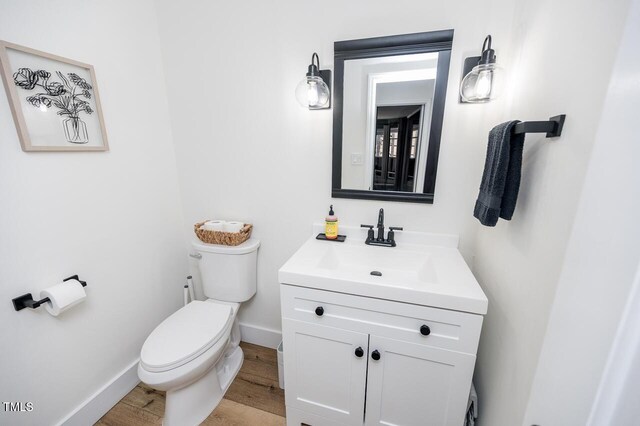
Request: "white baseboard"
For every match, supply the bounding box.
[240,322,282,349]
[57,358,140,426]
[55,324,279,425]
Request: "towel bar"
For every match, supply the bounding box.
[512,115,565,138]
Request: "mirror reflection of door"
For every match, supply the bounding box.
[334,31,454,203]
[373,105,423,192]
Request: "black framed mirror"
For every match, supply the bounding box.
[332,30,453,204]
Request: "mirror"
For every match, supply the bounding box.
[332,30,453,203]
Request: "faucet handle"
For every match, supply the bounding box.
[387,226,402,247]
[361,224,375,242]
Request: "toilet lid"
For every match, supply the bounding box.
[140,301,232,372]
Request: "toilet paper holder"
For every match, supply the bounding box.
[12,275,87,312]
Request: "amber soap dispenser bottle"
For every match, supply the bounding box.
[325,205,338,239]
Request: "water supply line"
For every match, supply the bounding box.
[187,276,195,302]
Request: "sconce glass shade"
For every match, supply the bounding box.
[460,63,503,103]
[296,75,330,108]
[296,52,331,109]
[460,35,504,103]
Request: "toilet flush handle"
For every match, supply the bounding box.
[189,252,202,260]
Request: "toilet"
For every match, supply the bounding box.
[138,238,260,426]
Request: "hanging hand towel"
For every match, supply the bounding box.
[473,121,525,226]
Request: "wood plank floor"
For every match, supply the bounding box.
[97,342,286,425]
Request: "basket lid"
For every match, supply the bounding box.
[192,238,260,255]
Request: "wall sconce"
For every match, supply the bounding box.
[460,35,503,103]
[295,53,331,109]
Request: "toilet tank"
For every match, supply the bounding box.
[192,239,260,302]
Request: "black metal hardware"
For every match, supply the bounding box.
[370,271,382,276]
[478,35,496,66]
[376,208,385,241]
[363,209,402,247]
[317,70,332,109]
[420,325,431,336]
[315,306,324,316]
[360,224,375,243]
[63,275,87,287]
[355,347,364,358]
[371,350,381,361]
[388,226,403,245]
[335,189,434,204]
[12,275,87,312]
[513,115,566,138]
[12,293,50,311]
[316,233,347,242]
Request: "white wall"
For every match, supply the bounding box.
[154,1,635,425]
[523,0,640,423]
[588,268,640,426]
[154,0,517,336]
[376,80,435,105]
[0,1,187,424]
[471,0,631,424]
[0,1,625,425]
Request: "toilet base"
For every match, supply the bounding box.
[163,345,244,426]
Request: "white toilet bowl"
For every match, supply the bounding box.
[138,300,243,426]
[138,237,260,425]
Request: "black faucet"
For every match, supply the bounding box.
[361,208,403,247]
[376,208,385,241]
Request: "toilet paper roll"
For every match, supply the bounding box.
[40,279,87,317]
[203,220,226,231]
[224,221,244,233]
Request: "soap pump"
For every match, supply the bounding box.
[325,205,338,239]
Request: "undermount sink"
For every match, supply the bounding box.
[278,224,488,314]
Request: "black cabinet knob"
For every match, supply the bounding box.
[371,350,381,361]
[420,325,431,336]
[315,306,324,316]
[355,347,364,358]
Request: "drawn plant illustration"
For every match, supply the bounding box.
[13,68,94,144]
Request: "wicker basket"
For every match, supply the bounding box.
[194,222,253,246]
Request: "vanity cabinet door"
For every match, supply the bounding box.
[364,335,475,426]
[283,319,369,425]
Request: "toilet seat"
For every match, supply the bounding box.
[140,301,233,373]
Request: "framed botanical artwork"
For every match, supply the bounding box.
[0,41,108,152]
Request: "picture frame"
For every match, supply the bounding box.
[0,41,108,152]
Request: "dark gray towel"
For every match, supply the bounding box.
[474,121,524,226]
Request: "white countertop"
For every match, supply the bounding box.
[278,224,488,315]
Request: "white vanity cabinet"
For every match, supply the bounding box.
[281,285,484,426]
